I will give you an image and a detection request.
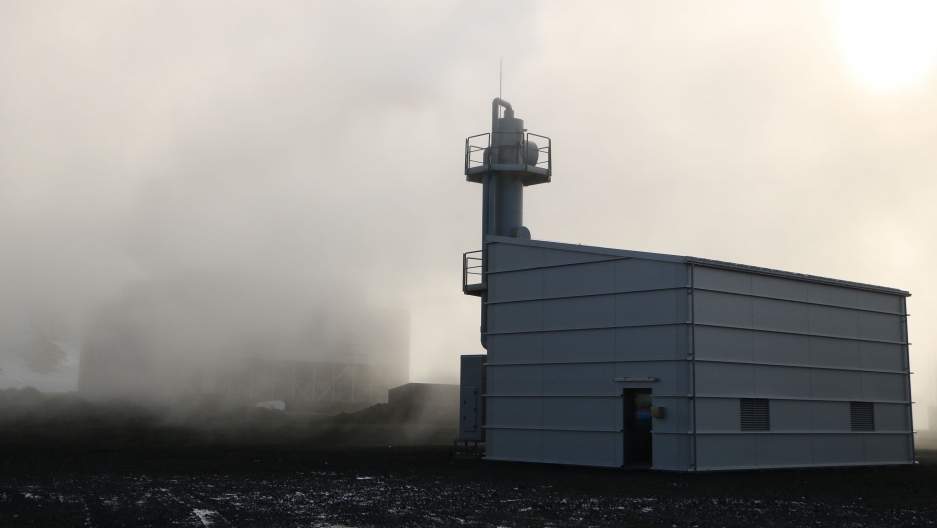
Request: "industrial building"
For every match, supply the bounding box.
[457,98,913,471]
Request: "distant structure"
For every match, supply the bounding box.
[457,98,913,471]
[79,279,408,412]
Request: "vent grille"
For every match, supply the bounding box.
[850,402,875,431]
[740,399,769,431]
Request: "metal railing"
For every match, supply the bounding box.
[463,250,484,288]
[465,133,490,172]
[527,132,551,173]
[464,132,551,174]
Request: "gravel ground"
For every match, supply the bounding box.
[1,445,935,527]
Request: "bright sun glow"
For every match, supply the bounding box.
[829,0,937,91]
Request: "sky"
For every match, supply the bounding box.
[1,1,936,425]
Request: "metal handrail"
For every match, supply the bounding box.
[527,132,551,174]
[463,250,484,289]
[464,131,551,175]
[465,133,490,172]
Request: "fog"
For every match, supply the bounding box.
[1,1,935,425]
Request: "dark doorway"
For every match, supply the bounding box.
[623,389,652,467]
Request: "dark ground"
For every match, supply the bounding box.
[0,389,935,527]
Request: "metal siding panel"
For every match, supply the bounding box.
[542,397,619,430]
[751,275,808,302]
[652,396,689,433]
[487,429,543,462]
[614,361,681,395]
[769,400,812,431]
[615,290,681,326]
[489,243,544,272]
[543,248,614,267]
[697,434,756,469]
[695,326,753,362]
[543,329,615,363]
[488,397,542,429]
[811,401,851,431]
[857,290,902,313]
[543,363,613,395]
[694,290,752,328]
[860,372,907,401]
[808,283,859,307]
[757,435,813,466]
[874,403,910,431]
[810,369,862,400]
[543,295,615,331]
[653,433,689,471]
[489,301,543,334]
[487,333,544,364]
[859,341,905,371]
[863,434,912,463]
[543,260,616,298]
[808,336,860,369]
[813,434,864,465]
[694,267,752,295]
[489,365,542,395]
[489,268,543,303]
[696,362,753,397]
[615,325,682,360]
[754,365,810,398]
[696,397,740,432]
[753,331,809,365]
[752,297,809,333]
[615,259,685,292]
[542,431,621,467]
[858,311,903,342]
[808,304,859,338]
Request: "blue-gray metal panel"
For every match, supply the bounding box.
[769,400,812,431]
[543,295,616,331]
[696,434,756,469]
[754,365,811,398]
[693,267,752,295]
[542,430,622,467]
[543,363,616,395]
[488,397,542,429]
[542,397,619,431]
[487,235,686,264]
[811,401,851,431]
[859,341,905,371]
[543,260,616,298]
[486,333,544,364]
[757,435,814,466]
[488,243,543,273]
[813,434,865,464]
[751,274,808,302]
[488,268,543,303]
[651,396,689,433]
[874,403,910,431]
[543,248,616,267]
[486,429,542,462]
[653,433,690,471]
[543,329,615,363]
[863,434,912,463]
[614,361,683,395]
[752,297,809,333]
[487,301,543,334]
[694,290,752,328]
[857,290,903,313]
[858,311,903,342]
[615,289,685,326]
[695,397,741,432]
[810,369,862,400]
[696,362,754,397]
[755,332,809,365]
[488,364,542,395]
[615,259,686,292]
[616,325,685,360]
[808,336,860,368]
[808,283,859,308]
[695,326,753,362]
[860,372,908,401]
[808,304,859,338]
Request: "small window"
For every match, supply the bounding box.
[850,402,874,431]
[740,398,769,431]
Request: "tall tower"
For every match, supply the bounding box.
[463,98,551,348]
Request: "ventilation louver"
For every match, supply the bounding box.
[740,398,769,431]
[850,402,875,431]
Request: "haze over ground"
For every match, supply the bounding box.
[1,1,935,426]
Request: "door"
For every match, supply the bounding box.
[624,389,652,467]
